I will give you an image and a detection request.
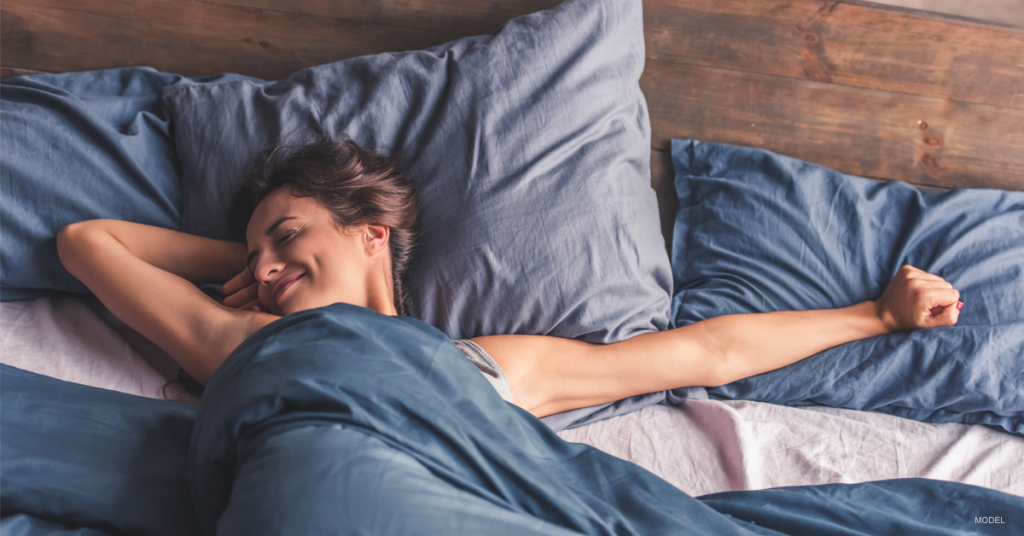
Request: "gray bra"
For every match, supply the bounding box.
[453,339,513,403]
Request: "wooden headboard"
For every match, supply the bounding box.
[3,0,1022,247]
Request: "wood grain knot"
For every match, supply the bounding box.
[922,136,944,147]
[260,41,271,48]
[802,33,818,44]
[920,152,941,175]
[917,120,928,130]
[800,48,832,83]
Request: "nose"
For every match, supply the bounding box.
[252,253,286,285]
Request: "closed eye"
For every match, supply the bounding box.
[276,231,296,245]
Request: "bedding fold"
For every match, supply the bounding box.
[0,365,199,536]
[669,139,1024,436]
[191,303,756,535]
[189,303,1024,535]
[4,304,1021,535]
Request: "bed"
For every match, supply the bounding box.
[2,0,1023,534]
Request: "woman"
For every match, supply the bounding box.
[57,137,963,418]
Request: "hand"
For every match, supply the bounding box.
[875,265,962,333]
[222,268,262,312]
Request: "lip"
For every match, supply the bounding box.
[273,273,304,305]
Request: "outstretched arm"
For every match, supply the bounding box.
[476,265,962,417]
[57,220,278,384]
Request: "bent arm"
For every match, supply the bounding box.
[57,220,277,384]
[478,266,961,418]
[60,219,248,284]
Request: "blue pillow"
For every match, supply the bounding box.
[0,68,186,300]
[160,0,671,344]
[670,139,1024,435]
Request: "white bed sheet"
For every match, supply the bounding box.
[557,399,1024,497]
[4,297,1022,498]
[1,297,194,401]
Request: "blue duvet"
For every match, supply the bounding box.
[3,304,1022,535]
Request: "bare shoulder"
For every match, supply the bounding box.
[468,329,714,418]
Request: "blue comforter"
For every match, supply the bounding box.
[4,304,1021,535]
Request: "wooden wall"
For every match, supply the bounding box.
[3,0,1023,247]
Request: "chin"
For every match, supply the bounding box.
[278,299,319,316]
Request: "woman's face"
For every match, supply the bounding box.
[245,189,386,316]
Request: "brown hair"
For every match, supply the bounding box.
[227,136,421,315]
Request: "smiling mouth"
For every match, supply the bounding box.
[274,273,304,304]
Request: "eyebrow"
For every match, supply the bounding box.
[246,216,296,270]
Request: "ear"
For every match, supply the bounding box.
[363,224,390,256]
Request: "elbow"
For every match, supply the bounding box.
[56,222,86,268]
[699,363,728,388]
[691,321,733,388]
[705,349,743,388]
[703,373,730,389]
[56,220,108,272]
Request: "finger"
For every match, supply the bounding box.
[903,270,946,283]
[223,269,256,295]
[926,301,963,328]
[913,279,954,290]
[241,299,261,311]
[898,265,932,277]
[926,288,961,307]
[222,272,246,295]
[917,289,960,316]
[906,279,948,292]
[912,288,957,326]
[223,283,259,308]
[231,285,259,308]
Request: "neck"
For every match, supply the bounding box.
[365,255,398,316]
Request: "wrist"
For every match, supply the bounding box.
[871,300,898,334]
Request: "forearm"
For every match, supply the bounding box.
[59,220,246,284]
[693,301,887,386]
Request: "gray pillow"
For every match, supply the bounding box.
[161,0,670,343]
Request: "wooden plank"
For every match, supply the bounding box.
[0,66,46,79]
[194,0,1024,113]
[6,0,1022,110]
[4,0,1022,193]
[642,58,1024,191]
[200,0,1024,114]
[0,0,461,79]
[197,0,562,37]
[644,0,1024,110]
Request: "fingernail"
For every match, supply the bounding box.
[956,302,964,311]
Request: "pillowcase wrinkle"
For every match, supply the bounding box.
[670,139,1024,436]
[161,0,671,345]
[0,68,187,300]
